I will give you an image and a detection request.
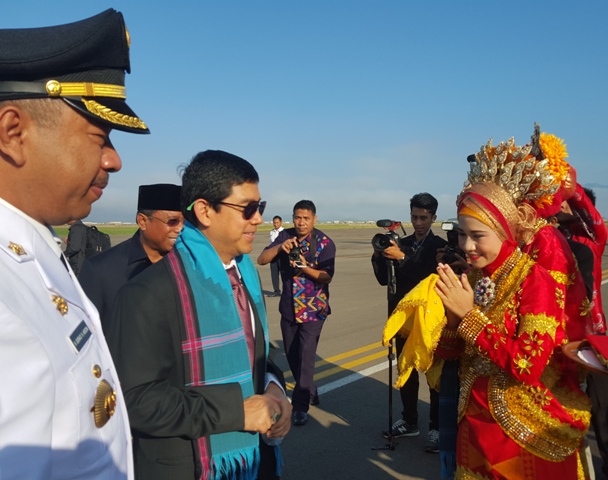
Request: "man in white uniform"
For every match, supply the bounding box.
[268,215,285,296]
[0,9,148,479]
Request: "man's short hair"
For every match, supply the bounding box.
[273,215,282,222]
[410,193,438,215]
[0,98,64,128]
[293,200,316,215]
[181,150,259,226]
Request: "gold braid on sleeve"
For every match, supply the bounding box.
[458,307,489,345]
[441,328,459,339]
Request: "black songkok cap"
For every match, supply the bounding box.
[138,184,182,212]
[0,9,149,134]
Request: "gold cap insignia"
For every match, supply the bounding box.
[8,242,26,256]
[51,294,68,316]
[92,379,117,428]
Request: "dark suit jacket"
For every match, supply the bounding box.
[64,220,87,275]
[78,230,152,333]
[107,256,284,480]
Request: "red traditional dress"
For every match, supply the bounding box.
[562,183,608,334]
[455,241,591,479]
[522,222,593,342]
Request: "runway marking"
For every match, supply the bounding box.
[283,342,387,391]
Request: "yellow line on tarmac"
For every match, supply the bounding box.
[314,341,383,368]
[284,342,387,390]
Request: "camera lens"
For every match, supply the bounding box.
[371,233,391,251]
[289,246,302,261]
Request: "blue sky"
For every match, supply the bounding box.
[6,1,608,223]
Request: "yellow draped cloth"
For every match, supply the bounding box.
[382,273,446,391]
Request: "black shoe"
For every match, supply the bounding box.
[310,394,320,406]
[382,419,419,439]
[292,411,308,426]
[424,429,439,453]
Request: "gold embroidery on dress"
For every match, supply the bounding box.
[488,368,590,462]
[555,287,565,309]
[521,333,545,358]
[549,269,572,286]
[519,313,558,338]
[455,465,493,479]
[580,298,592,317]
[458,250,533,420]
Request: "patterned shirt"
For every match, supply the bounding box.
[265,227,336,323]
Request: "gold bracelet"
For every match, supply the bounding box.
[441,327,459,339]
[457,307,489,345]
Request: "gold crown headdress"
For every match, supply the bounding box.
[464,123,570,210]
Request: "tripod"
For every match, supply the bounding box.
[372,258,398,451]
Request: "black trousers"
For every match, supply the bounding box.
[396,334,439,430]
[281,318,324,412]
[588,372,608,478]
[270,261,281,294]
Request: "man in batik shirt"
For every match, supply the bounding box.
[258,200,336,427]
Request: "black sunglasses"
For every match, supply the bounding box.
[217,200,266,220]
[148,216,184,228]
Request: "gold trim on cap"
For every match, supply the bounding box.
[46,80,126,99]
[83,99,148,130]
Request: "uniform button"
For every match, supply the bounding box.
[92,364,102,378]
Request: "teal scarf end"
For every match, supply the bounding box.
[210,445,260,480]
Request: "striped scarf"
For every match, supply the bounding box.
[168,222,269,480]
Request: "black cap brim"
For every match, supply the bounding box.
[63,96,149,134]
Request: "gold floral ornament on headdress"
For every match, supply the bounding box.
[538,132,569,185]
[465,124,568,211]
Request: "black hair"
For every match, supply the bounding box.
[180,150,259,226]
[583,187,597,207]
[273,215,282,221]
[410,192,438,215]
[293,199,316,215]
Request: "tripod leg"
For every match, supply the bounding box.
[372,338,397,450]
[387,338,396,449]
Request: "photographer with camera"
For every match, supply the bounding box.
[258,200,336,427]
[371,193,447,453]
[435,220,468,275]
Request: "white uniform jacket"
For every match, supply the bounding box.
[0,203,133,480]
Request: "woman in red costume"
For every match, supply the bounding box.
[520,125,593,342]
[435,137,591,479]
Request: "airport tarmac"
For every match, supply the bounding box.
[104,224,606,479]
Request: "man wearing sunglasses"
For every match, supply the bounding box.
[79,183,183,333]
[107,150,290,480]
[257,200,336,426]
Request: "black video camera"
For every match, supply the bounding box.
[372,219,407,252]
[289,245,302,261]
[441,220,459,264]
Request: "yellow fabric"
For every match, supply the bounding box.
[382,273,447,390]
